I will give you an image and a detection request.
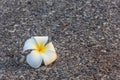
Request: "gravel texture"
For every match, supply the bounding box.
[0,0,120,80]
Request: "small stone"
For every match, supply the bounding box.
[19,55,25,63]
[46,0,53,6]
[19,75,25,80]
[101,49,107,53]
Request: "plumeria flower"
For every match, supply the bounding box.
[23,36,57,68]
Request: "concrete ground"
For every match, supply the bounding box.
[0,0,120,80]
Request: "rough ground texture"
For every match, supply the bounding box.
[0,0,120,80]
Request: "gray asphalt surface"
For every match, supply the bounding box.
[0,0,120,80]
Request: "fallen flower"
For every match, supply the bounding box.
[23,36,57,68]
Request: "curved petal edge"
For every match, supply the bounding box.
[41,50,57,66]
[26,51,43,68]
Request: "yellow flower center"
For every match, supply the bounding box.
[36,44,46,53]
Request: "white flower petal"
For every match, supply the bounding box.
[46,42,56,52]
[23,37,37,51]
[41,50,57,65]
[33,36,48,45]
[26,51,42,68]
